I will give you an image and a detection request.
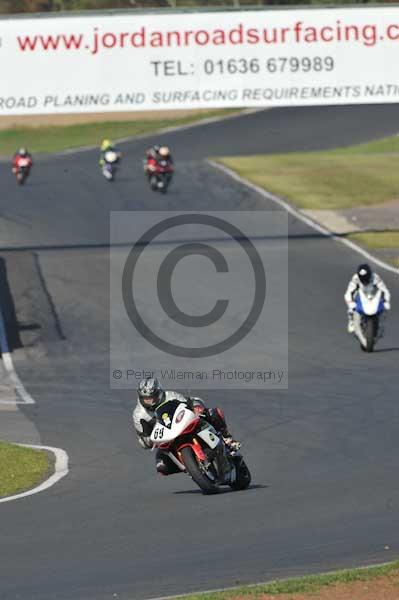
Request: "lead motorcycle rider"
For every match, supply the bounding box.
[133,377,240,476]
[144,145,173,180]
[344,263,391,333]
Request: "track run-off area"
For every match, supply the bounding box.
[0,105,399,600]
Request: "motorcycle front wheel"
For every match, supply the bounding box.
[150,175,159,191]
[362,316,378,352]
[229,457,251,491]
[103,167,114,181]
[181,446,219,495]
[159,175,170,194]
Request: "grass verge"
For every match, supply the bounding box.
[0,109,238,156]
[0,441,50,498]
[218,134,399,211]
[347,231,399,249]
[346,231,399,268]
[173,561,399,599]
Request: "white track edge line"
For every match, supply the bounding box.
[0,301,35,405]
[0,444,69,503]
[208,160,399,276]
[146,560,397,600]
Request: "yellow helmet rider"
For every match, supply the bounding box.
[101,139,113,152]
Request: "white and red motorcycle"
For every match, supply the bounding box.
[150,399,251,495]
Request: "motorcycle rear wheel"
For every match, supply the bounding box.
[181,446,219,495]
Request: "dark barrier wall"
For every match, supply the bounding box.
[0,257,22,352]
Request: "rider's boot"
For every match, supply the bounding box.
[156,451,181,476]
[347,312,355,333]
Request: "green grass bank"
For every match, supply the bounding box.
[219,134,399,211]
[172,560,399,600]
[0,109,238,156]
[347,231,399,268]
[0,441,50,498]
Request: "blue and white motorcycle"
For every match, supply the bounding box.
[353,284,386,352]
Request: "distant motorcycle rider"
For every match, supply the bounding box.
[99,139,121,167]
[144,145,173,179]
[12,147,33,174]
[132,377,240,476]
[345,263,391,333]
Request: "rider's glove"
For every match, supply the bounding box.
[385,301,391,310]
[138,435,153,449]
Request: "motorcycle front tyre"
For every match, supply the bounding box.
[17,171,26,185]
[362,316,378,353]
[103,167,114,181]
[180,446,219,495]
[229,457,252,491]
[150,175,159,191]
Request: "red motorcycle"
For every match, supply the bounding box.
[13,156,32,185]
[147,158,174,194]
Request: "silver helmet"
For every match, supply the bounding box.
[138,377,164,410]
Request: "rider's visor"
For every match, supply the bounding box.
[142,395,158,408]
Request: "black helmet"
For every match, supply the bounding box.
[138,377,164,410]
[357,263,372,285]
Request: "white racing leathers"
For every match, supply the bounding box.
[344,273,391,313]
[133,391,188,449]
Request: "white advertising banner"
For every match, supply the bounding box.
[1,7,399,115]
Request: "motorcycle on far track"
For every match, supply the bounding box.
[148,160,174,194]
[150,398,251,495]
[102,149,120,182]
[14,156,32,185]
[352,284,386,352]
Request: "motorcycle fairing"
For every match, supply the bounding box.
[197,425,220,450]
[355,287,385,316]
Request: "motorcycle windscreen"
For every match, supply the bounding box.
[155,399,184,429]
[104,151,117,163]
[355,287,383,316]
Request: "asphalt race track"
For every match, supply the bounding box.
[1,105,399,600]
